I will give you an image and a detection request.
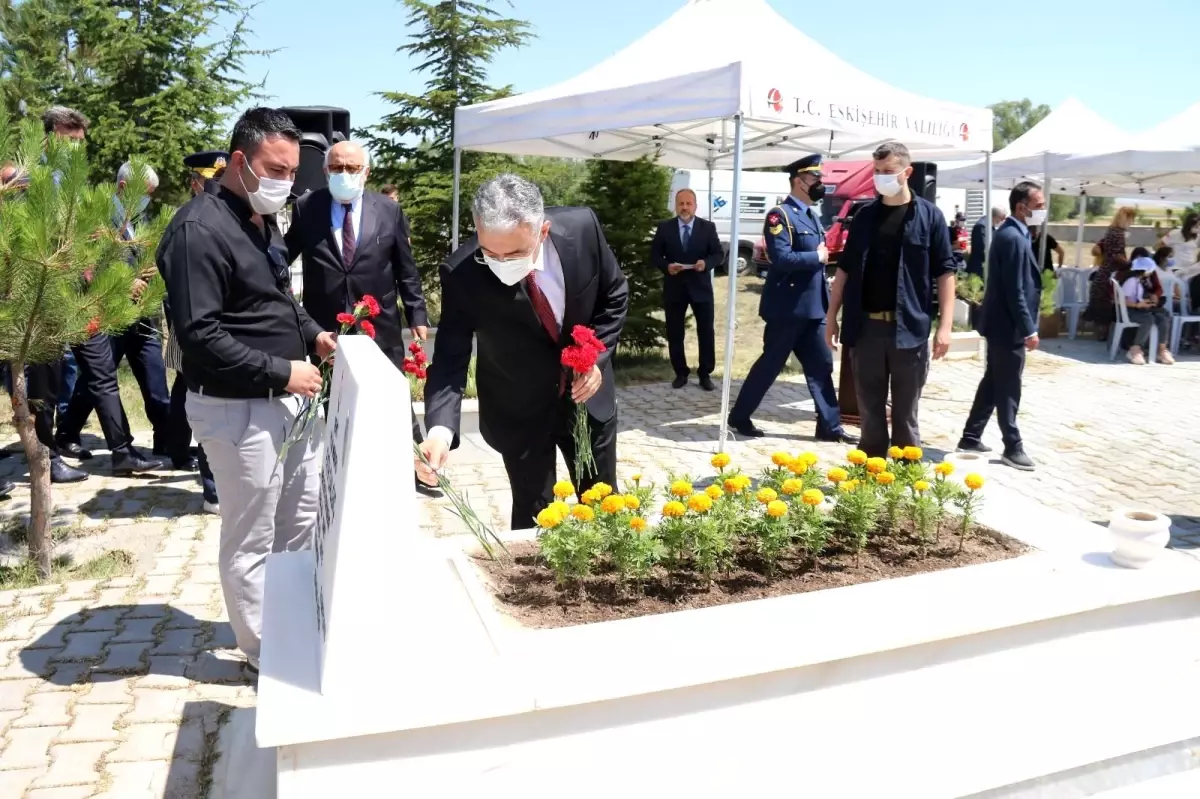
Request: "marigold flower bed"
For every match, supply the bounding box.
[476,448,1030,629]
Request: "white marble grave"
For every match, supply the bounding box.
[246,335,1200,798]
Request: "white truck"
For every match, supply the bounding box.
[668,169,793,275]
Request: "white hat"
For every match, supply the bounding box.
[1131,256,1155,272]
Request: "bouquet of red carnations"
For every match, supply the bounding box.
[401,340,429,381]
[561,325,606,481]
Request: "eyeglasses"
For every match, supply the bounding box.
[327,164,366,175]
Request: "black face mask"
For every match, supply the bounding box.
[805,180,827,203]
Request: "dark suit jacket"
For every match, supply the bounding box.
[978,217,1042,343]
[649,216,722,304]
[967,216,988,276]
[424,206,629,457]
[759,195,828,321]
[284,188,427,354]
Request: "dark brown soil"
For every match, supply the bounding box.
[477,525,1029,629]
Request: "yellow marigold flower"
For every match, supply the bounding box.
[549,501,570,518]
[756,487,778,504]
[788,459,809,476]
[875,471,896,486]
[571,504,595,522]
[662,500,686,518]
[552,480,574,499]
[838,479,859,493]
[711,452,731,469]
[536,507,562,528]
[781,478,804,496]
[630,516,647,532]
[688,493,713,513]
[964,473,985,491]
[801,488,824,506]
[723,478,740,494]
[623,495,641,510]
[600,495,625,514]
[934,462,955,477]
[734,474,752,491]
[903,446,923,462]
[580,489,600,505]
[593,482,613,498]
[631,473,642,483]
[846,449,868,466]
[771,451,790,467]
[670,479,693,497]
[913,480,930,493]
[888,445,904,460]
[799,451,819,467]
[865,457,887,474]
[827,467,848,484]
[705,484,724,500]
[766,499,788,518]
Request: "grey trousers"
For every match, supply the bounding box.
[849,319,930,458]
[186,391,321,666]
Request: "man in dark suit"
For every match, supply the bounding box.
[967,207,1007,277]
[650,188,723,390]
[283,140,428,449]
[728,154,855,443]
[417,174,629,530]
[957,181,1044,471]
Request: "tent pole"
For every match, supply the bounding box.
[451,147,462,251]
[1037,152,1051,269]
[717,115,744,451]
[707,157,716,294]
[1074,193,1087,268]
[984,151,993,280]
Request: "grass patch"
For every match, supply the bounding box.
[0,548,134,589]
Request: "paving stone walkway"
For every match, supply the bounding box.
[0,336,1197,797]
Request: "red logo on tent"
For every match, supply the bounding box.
[959,123,970,142]
[766,88,783,114]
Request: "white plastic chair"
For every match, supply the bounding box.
[1109,277,1158,361]
[1170,275,1200,353]
[1057,267,1094,339]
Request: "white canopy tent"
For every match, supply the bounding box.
[452,0,994,448]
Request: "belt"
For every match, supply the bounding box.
[193,384,278,401]
[866,311,896,322]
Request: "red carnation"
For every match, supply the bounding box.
[336,312,355,326]
[355,294,381,318]
[408,340,422,355]
[415,366,427,380]
[412,348,427,365]
[86,318,100,337]
[360,320,376,339]
[402,360,418,375]
[570,325,605,353]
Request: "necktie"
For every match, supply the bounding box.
[681,223,691,250]
[524,271,559,341]
[341,203,356,266]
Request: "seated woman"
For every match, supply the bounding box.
[1118,256,1174,365]
[1151,246,1183,310]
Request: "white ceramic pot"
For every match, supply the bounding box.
[941,452,989,486]
[1108,508,1171,569]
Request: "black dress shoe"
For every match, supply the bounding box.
[956,439,993,454]
[111,447,163,476]
[171,456,198,471]
[698,375,716,392]
[0,479,13,498]
[728,417,766,437]
[1001,450,1035,471]
[671,375,688,389]
[56,440,92,461]
[817,432,859,445]
[50,457,88,484]
[415,477,442,497]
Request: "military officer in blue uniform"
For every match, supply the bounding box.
[728,154,856,443]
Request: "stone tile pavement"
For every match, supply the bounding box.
[0,335,1197,797]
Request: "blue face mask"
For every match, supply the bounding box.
[1167,258,1176,268]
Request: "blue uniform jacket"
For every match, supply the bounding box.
[759,195,829,322]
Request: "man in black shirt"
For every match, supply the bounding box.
[1032,227,1063,272]
[826,142,956,458]
[158,108,335,670]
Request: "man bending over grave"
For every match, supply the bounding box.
[417,173,628,530]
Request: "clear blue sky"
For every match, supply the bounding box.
[240,0,1193,136]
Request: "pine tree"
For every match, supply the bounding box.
[579,157,672,354]
[364,0,532,281]
[0,112,166,578]
[0,0,267,204]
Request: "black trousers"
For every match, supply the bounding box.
[850,320,929,458]
[500,399,618,531]
[665,299,716,378]
[56,333,134,452]
[382,345,424,445]
[59,322,170,447]
[961,337,1026,454]
[26,360,63,452]
[168,375,217,503]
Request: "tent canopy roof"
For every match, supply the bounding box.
[454,0,992,169]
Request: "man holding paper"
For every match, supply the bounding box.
[650,188,723,391]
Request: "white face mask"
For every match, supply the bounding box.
[328,172,364,203]
[239,157,292,215]
[480,231,545,285]
[873,171,907,198]
[1026,208,1047,227]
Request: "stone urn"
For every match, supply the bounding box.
[1108,508,1171,569]
[941,452,989,486]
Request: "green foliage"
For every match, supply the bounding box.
[538,520,603,589]
[988,99,1051,151]
[957,273,985,305]
[1039,272,1058,316]
[0,0,268,205]
[579,157,672,354]
[0,115,166,365]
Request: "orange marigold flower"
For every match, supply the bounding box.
[766,500,788,518]
[771,451,790,467]
[875,472,896,486]
[964,473,985,491]
[799,451,819,467]
[705,484,723,500]
[827,467,848,484]
[865,457,887,474]
[662,500,686,518]
[903,446,923,461]
[688,493,713,513]
[553,480,574,499]
[623,495,641,510]
[888,446,905,460]
[571,504,595,522]
[801,488,824,506]
[781,478,803,496]
[670,479,693,497]
[536,507,562,528]
[593,482,613,498]
[846,449,868,466]
[580,489,600,506]
[934,462,955,477]
[711,452,731,469]
[838,479,860,493]
[600,495,625,514]
[630,516,647,532]
[756,487,778,504]
[913,480,930,493]
[549,501,570,518]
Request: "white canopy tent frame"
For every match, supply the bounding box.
[449,0,994,450]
